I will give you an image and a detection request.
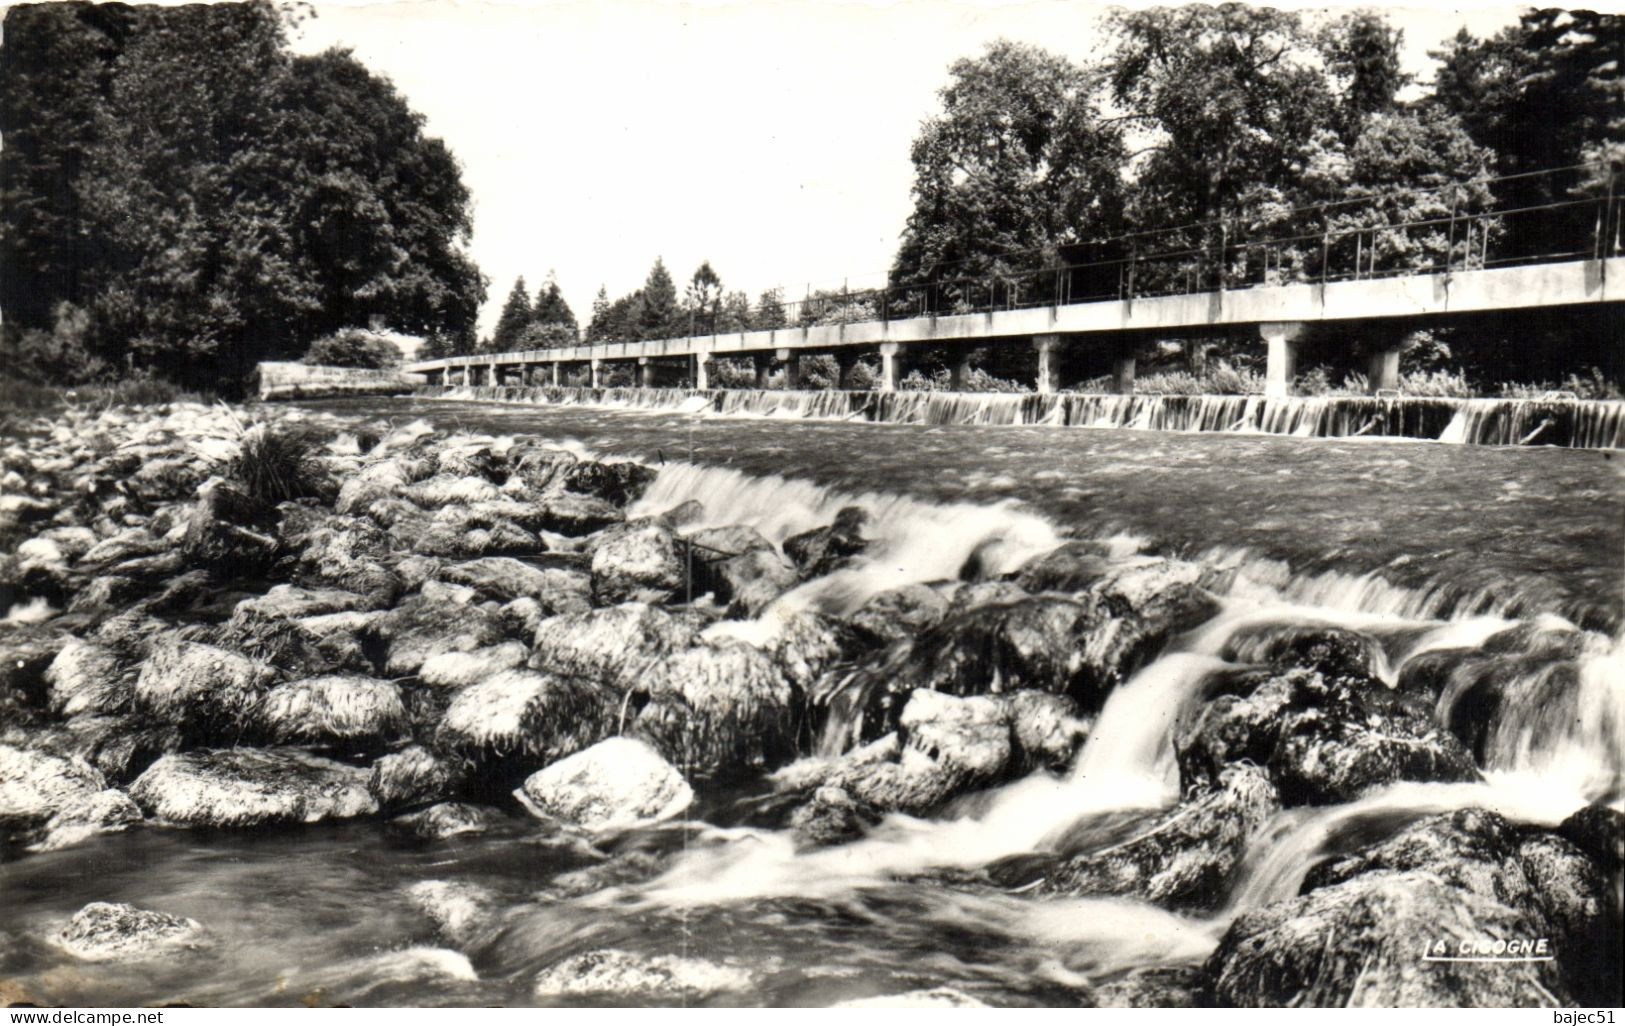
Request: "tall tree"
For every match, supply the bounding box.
[753,287,786,330]
[531,270,577,341]
[585,284,613,342]
[638,257,678,340]
[685,261,724,334]
[890,39,1125,307]
[488,276,532,351]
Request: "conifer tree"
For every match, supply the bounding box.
[488,275,532,351]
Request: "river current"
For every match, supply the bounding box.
[2,395,1620,1006]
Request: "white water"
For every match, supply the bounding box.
[430,384,1625,449]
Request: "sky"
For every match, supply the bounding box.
[289,0,1543,338]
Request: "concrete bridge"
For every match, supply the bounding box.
[410,257,1624,397]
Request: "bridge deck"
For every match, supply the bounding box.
[410,257,1623,373]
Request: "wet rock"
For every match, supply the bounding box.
[182,480,281,576]
[995,690,1089,773]
[406,880,494,949]
[402,474,504,509]
[283,514,400,605]
[31,788,143,852]
[654,499,705,529]
[0,743,105,835]
[1223,623,1383,680]
[51,713,184,784]
[129,748,378,827]
[433,439,505,481]
[213,603,370,679]
[532,948,754,1003]
[1037,764,1280,911]
[369,595,505,677]
[419,642,531,688]
[80,528,166,567]
[788,785,882,849]
[132,637,277,738]
[1077,559,1218,685]
[832,988,988,1008]
[514,737,693,831]
[369,745,466,810]
[683,525,774,593]
[1176,668,1480,806]
[37,525,99,562]
[766,610,869,692]
[440,557,591,610]
[255,675,409,749]
[436,670,619,780]
[783,506,869,578]
[1557,803,1625,869]
[394,802,501,840]
[714,548,800,617]
[509,445,579,493]
[235,584,373,619]
[561,459,656,506]
[52,902,206,962]
[535,492,624,536]
[529,603,698,685]
[591,522,685,605]
[1205,870,1567,1006]
[1092,966,1204,1008]
[1013,540,1114,594]
[849,584,949,644]
[498,597,547,638]
[630,642,796,778]
[45,637,129,719]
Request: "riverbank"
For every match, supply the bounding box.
[1,400,1620,1007]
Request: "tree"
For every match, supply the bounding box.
[531,270,577,346]
[718,290,752,333]
[303,328,403,368]
[638,257,678,340]
[890,39,1126,307]
[1318,10,1409,140]
[753,288,786,330]
[685,261,724,334]
[488,276,532,351]
[585,285,613,342]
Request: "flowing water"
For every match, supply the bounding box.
[2,395,1621,1007]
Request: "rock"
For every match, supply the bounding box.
[406,880,493,949]
[509,445,578,493]
[591,522,685,605]
[132,637,277,738]
[394,802,501,840]
[499,597,547,638]
[996,690,1089,773]
[283,514,400,605]
[234,584,373,619]
[514,737,693,831]
[369,595,505,677]
[850,584,949,644]
[1205,871,1567,1006]
[1013,540,1114,594]
[50,712,184,784]
[535,492,624,536]
[0,743,105,835]
[783,505,869,577]
[255,675,409,749]
[0,624,68,708]
[440,557,591,610]
[419,642,531,688]
[402,474,504,508]
[529,603,698,685]
[561,459,656,506]
[433,438,505,481]
[654,499,705,529]
[129,748,378,827]
[683,524,774,593]
[788,785,882,849]
[31,788,143,852]
[1037,763,1280,911]
[182,480,281,576]
[212,602,370,679]
[714,548,800,617]
[629,643,796,778]
[52,902,206,962]
[766,610,869,692]
[369,745,465,810]
[832,988,988,1008]
[532,949,754,1003]
[1176,668,1481,806]
[80,528,166,567]
[1222,623,1383,680]
[1557,803,1625,869]
[436,670,619,780]
[1092,966,1205,1008]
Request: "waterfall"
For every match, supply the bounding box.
[423,385,1625,449]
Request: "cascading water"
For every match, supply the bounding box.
[427,384,1625,449]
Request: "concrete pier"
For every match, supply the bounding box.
[878,342,901,392]
[1111,354,1137,395]
[775,348,799,390]
[639,357,656,389]
[695,352,714,390]
[950,349,974,391]
[1034,334,1061,394]
[753,353,771,389]
[1261,322,1304,398]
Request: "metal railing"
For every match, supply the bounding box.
[431,161,1620,366]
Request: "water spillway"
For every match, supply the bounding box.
[423,384,1625,449]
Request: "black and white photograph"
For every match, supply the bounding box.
[0,0,1621,1011]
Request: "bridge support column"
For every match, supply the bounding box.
[834,349,862,389]
[1111,354,1137,395]
[695,352,714,390]
[753,354,771,389]
[950,350,974,392]
[549,362,560,387]
[775,349,799,389]
[878,342,902,392]
[1367,348,1401,393]
[589,359,604,389]
[1261,322,1304,398]
[638,357,656,389]
[1034,334,1061,394]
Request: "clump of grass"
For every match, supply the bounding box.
[226,423,330,503]
[1399,368,1476,398]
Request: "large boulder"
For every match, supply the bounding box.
[52,902,207,961]
[44,640,130,717]
[418,642,530,689]
[627,642,796,779]
[282,514,400,605]
[132,637,278,739]
[849,584,949,644]
[401,474,504,509]
[1013,540,1114,594]
[129,748,378,827]
[591,522,685,605]
[1176,667,1481,806]
[782,506,869,578]
[255,675,409,750]
[368,744,466,810]
[1222,623,1385,680]
[1036,763,1280,910]
[439,557,591,611]
[562,459,656,506]
[182,480,280,576]
[368,594,505,677]
[0,743,142,851]
[532,949,755,1004]
[514,737,693,831]
[713,549,800,618]
[436,669,619,782]
[529,603,698,685]
[535,492,624,536]
[1205,871,1568,1006]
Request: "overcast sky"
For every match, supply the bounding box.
[290,0,1540,337]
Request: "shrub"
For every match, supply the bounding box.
[303,329,404,369]
[1400,368,1475,397]
[227,424,329,504]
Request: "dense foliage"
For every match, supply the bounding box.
[0,1,485,390]
[302,329,404,369]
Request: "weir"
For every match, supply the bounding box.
[422,383,1625,449]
